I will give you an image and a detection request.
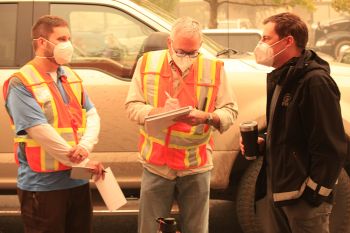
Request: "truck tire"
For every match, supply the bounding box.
[334,39,350,58]
[236,157,350,233]
[236,156,263,233]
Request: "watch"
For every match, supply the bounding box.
[205,113,214,125]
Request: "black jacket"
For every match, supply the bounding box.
[257,50,347,206]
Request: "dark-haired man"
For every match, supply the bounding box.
[3,15,104,233]
[242,12,347,233]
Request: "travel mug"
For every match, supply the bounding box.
[156,217,178,233]
[240,121,258,160]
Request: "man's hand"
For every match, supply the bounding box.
[86,160,105,181]
[175,109,208,126]
[68,145,89,163]
[164,97,180,111]
[240,136,265,156]
[148,97,180,116]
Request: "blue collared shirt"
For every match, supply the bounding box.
[6,66,94,191]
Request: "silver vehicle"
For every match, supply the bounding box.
[0,1,350,232]
[202,28,262,53]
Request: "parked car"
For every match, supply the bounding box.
[313,17,350,59]
[338,46,350,64]
[202,28,262,53]
[0,1,350,233]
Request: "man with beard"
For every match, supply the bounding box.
[3,15,104,233]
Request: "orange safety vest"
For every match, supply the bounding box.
[139,50,222,170]
[3,63,86,172]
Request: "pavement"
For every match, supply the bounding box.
[0,190,242,233]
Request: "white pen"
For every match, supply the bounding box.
[165,91,171,98]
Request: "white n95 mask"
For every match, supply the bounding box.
[53,41,74,65]
[172,55,196,73]
[34,38,74,65]
[254,38,287,67]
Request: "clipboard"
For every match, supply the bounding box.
[145,106,193,136]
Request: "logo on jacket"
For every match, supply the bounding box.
[282,93,291,107]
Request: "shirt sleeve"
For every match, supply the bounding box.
[83,88,94,111]
[5,78,48,135]
[213,66,239,133]
[125,57,153,125]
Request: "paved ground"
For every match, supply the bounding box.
[0,192,243,233]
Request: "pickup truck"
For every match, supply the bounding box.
[0,1,349,232]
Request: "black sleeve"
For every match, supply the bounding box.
[300,73,347,189]
[344,135,350,175]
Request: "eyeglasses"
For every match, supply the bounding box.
[173,48,200,58]
[171,42,200,58]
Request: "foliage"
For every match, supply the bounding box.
[332,0,350,15]
[204,0,315,11]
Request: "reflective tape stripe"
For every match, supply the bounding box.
[21,65,59,128]
[273,177,334,202]
[306,177,333,197]
[273,178,307,202]
[196,55,204,104]
[168,131,211,147]
[206,59,216,109]
[142,51,166,106]
[140,129,208,149]
[20,65,43,85]
[184,147,201,168]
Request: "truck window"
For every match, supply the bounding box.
[51,4,154,79]
[0,4,17,66]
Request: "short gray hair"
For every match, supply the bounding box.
[170,17,202,41]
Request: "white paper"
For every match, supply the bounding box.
[145,106,193,136]
[94,167,127,211]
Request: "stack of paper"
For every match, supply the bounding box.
[71,166,127,211]
[145,106,193,136]
[94,167,127,211]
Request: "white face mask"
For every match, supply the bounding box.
[172,55,196,73]
[35,38,74,65]
[254,38,287,67]
[170,45,197,73]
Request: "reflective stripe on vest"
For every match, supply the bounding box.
[139,50,221,170]
[4,64,85,172]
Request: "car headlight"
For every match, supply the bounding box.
[316,39,327,47]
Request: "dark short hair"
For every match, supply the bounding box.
[263,12,308,49]
[32,15,69,50]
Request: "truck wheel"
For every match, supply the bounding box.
[236,156,263,233]
[236,157,350,233]
[334,39,350,58]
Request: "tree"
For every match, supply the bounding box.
[203,0,315,28]
[332,0,350,15]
